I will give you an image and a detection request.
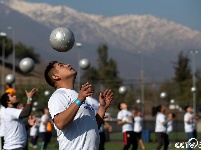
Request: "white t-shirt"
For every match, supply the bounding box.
[39,114,49,133]
[86,96,99,115]
[48,88,99,150]
[155,112,166,133]
[30,119,39,136]
[134,116,143,132]
[166,120,173,134]
[3,107,27,149]
[0,105,5,137]
[184,112,193,132]
[117,110,133,132]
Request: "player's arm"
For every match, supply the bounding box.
[53,83,93,130]
[104,121,112,132]
[117,119,130,125]
[19,88,38,118]
[96,89,113,127]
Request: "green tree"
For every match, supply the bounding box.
[173,51,192,83]
[15,42,40,63]
[97,44,122,89]
[160,51,193,103]
[0,36,40,64]
[0,37,13,58]
[81,44,124,106]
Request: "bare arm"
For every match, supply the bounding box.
[104,121,112,132]
[96,89,113,127]
[53,83,93,130]
[117,117,132,125]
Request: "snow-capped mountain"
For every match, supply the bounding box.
[1,0,201,81]
[6,0,201,53]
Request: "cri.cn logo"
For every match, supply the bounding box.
[175,138,199,149]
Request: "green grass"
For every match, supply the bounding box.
[28,132,201,150]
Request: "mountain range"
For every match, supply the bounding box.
[1,0,201,84]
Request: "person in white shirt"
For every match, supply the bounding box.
[30,115,39,149]
[117,103,138,150]
[184,105,194,150]
[133,111,145,150]
[44,61,113,150]
[0,88,37,150]
[155,105,171,150]
[166,112,175,148]
[39,108,51,150]
[192,114,199,139]
[0,105,5,150]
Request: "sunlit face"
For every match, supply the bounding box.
[120,103,127,110]
[44,108,49,114]
[7,93,18,105]
[187,107,192,113]
[161,106,166,113]
[138,112,142,117]
[131,110,136,116]
[53,62,77,79]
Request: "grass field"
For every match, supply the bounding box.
[28,132,201,150]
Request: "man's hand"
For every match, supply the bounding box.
[99,89,113,110]
[25,88,38,98]
[77,82,93,102]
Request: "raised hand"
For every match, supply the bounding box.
[77,82,94,102]
[25,88,38,98]
[99,89,113,110]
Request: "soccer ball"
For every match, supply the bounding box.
[5,74,15,84]
[19,57,35,74]
[79,58,90,70]
[50,27,75,52]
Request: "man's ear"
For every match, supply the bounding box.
[52,73,60,80]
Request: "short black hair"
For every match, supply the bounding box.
[172,113,176,118]
[118,103,121,110]
[44,61,58,87]
[0,93,9,108]
[156,105,162,112]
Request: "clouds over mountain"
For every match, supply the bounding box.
[6,0,201,53]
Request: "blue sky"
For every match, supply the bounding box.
[26,0,201,32]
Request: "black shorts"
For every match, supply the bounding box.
[134,131,142,139]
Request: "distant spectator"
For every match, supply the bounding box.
[184,106,194,150]
[39,108,51,150]
[166,112,175,148]
[117,102,138,150]
[134,111,145,150]
[155,105,172,150]
[30,115,39,149]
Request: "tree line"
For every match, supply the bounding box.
[1,35,200,113]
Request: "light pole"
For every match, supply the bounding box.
[7,26,15,88]
[190,49,198,113]
[76,42,82,90]
[0,32,7,94]
[139,51,144,115]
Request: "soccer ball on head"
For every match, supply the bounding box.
[50,27,75,52]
